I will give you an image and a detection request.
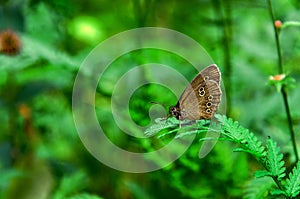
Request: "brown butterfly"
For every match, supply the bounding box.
[169,64,222,120]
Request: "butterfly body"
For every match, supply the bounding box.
[169,64,222,120]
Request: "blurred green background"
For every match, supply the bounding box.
[0,0,300,198]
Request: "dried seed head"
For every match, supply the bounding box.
[0,29,22,55]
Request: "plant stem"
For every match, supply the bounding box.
[212,0,233,117]
[267,0,299,163]
[267,0,283,74]
[221,0,233,117]
[132,0,153,27]
[258,158,288,198]
[257,159,285,194]
[282,89,299,162]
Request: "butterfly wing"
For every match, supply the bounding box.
[199,64,220,85]
[176,64,222,120]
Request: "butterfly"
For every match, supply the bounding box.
[169,64,222,120]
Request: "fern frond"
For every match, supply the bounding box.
[285,161,300,198]
[144,117,178,136]
[254,170,271,178]
[266,138,286,179]
[67,193,104,199]
[271,189,286,196]
[214,114,245,141]
[145,118,210,138]
[214,114,265,158]
[52,170,90,199]
[175,130,203,139]
[243,177,275,199]
[241,131,265,157]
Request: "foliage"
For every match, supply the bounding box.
[1,0,300,199]
[255,138,286,179]
[284,162,300,198]
[52,171,91,199]
[268,75,296,92]
[66,194,104,199]
[146,115,300,198]
[0,167,23,197]
[244,177,275,199]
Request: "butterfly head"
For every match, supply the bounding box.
[169,105,181,120]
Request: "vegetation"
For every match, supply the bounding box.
[0,0,300,198]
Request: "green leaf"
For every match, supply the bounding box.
[66,193,104,199]
[244,177,275,199]
[214,114,265,158]
[175,130,199,139]
[254,170,271,178]
[270,189,286,196]
[144,117,178,136]
[242,131,265,157]
[285,161,300,197]
[145,117,209,138]
[266,138,286,179]
[52,170,88,199]
[268,75,296,92]
[0,168,23,191]
[282,21,300,29]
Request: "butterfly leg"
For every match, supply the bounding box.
[178,115,182,128]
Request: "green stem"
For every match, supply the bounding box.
[257,158,286,196]
[282,21,300,29]
[267,0,283,74]
[211,0,233,117]
[132,0,153,27]
[221,0,233,117]
[5,70,19,164]
[267,0,299,163]
[282,89,299,162]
